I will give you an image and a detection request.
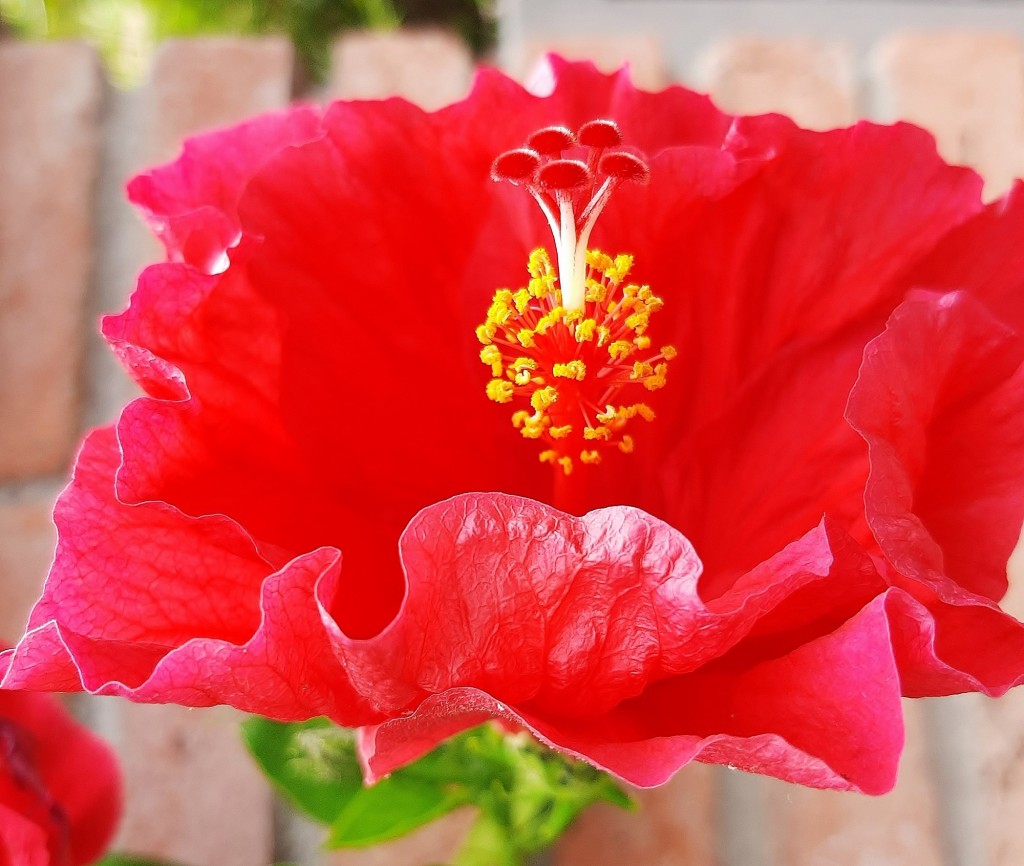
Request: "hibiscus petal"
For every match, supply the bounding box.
[0,689,122,866]
[128,106,322,269]
[602,116,984,428]
[29,426,270,646]
[333,494,886,760]
[905,181,1024,332]
[531,55,733,151]
[1,428,376,723]
[0,805,49,866]
[331,493,705,717]
[359,595,903,794]
[847,289,1024,693]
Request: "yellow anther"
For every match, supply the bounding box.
[487,289,516,325]
[644,363,669,391]
[609,341,634,361]
[552,360,587,381]
[480,344,503,376]
[511,357,537,386]
[476,323,496,345]
[520,421,547,439]
[517,328,536,348]
[585,280,608,304]
[514,410,548,439]
[530,278,553,299]
[586,250,614,272]
[536,307,566,335]
[633,403,656,422]
[575,319,598,342]
[528,248,552,279]
[610,255,633,282]
[486,379,515,404]
[626,311,650,333]
[477,245,672,473]
[531,386,558,413]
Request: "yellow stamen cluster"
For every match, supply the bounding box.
[477,248,675,474]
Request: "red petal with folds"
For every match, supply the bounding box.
[1,427,377,724]
[30,426,269,646]
[340,495,893,789]
[0,688,121,866]
[332,495,883,716]
[905,181,1024,332]
[587,116,985,564]
[847,290,1024,694]
[360,596,903,794]
[128,106,322,269]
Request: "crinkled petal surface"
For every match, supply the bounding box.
[3,427,379,724]
[5,58,1024,794]
[340,495,895,790]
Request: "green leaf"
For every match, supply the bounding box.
[241,716,363,825]
[327,775,470,847]
[243,716,633,858]
[96,856,189,866]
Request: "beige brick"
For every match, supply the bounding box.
[699,38,856,129]
[89,37,297,426]
[114,704,273,866]
[979,529,1024,866]
[553,764,715,866]
[768,701,942,866]
[0,483,60,641]
[147,36,296,164]
[0,42,102,479]
[87,38,296,860]
[1004,521,1024,622]
[874,32,1024,197]
[328,29,474,110]
[516,36,668,91]
[980,690,1024,866]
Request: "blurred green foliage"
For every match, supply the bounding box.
[0,0,494,85]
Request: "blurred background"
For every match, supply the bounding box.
[2,1,1024,864]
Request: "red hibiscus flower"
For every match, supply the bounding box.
[0,686,121,865]
[5,58,1024,796]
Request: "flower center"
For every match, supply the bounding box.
[477,121,675,476]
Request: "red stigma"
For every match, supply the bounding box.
[527,125,576,155]
[538,159,591,191]
[577,119,623,149]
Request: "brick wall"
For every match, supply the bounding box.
[1,24,1022,866]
